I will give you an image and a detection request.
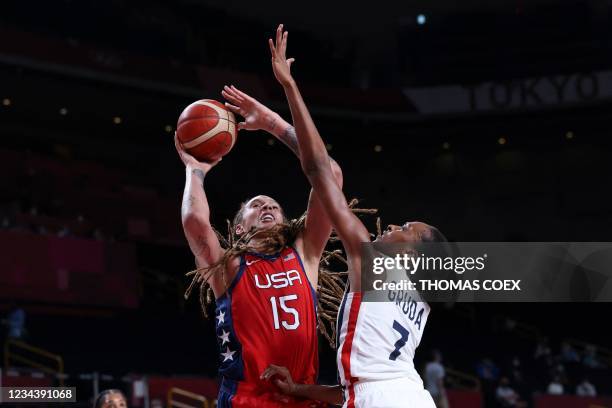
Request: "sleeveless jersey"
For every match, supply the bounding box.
[336,265,431,405]
[215,247,319,407]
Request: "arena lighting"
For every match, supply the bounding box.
[417,14,426,25]
[2,98,11,106]
[442,142,450,150]
[164,125,173,133]
[113,116,122,125]
[566,131,574,140]
[267,138,275,146]
[498,137,507,145]
[374,145,383,152]
[326,143,333,151]
[59,108,68,116]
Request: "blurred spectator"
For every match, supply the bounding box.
[534,337,554,388]
[2,304,26,340]
[559,342,580,363]
[583,345,603,369]
[507,356,528,397]
[507,356,523,383]
[576,378,597,397]
[93,389,127,408]
[547,376,564,395]
[496,377,527,408]
[535,337,552,360]
[425,350,449,408]
[551,363,568,385]
[476,358,500,381]
[57,225,72,238]
[93,228,105,241]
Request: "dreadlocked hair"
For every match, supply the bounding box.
[183,198,378,349]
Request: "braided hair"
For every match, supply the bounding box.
[184,198,377,348]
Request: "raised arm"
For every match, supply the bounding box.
[221,85,343,285]
[175,135,226,297]
[269,24,369,290]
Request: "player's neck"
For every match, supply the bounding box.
[247,238,283,255]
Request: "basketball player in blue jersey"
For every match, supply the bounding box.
[261,25,443,407]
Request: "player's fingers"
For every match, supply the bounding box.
[174,133,183,151]
[221,87,237,101]
[287,58,295,69]
[268,38,276,59]
[275,24,283,50]
[264,365,283,379]
[261,366,275,380]
[230,85,251,102]
[224,102,241,115]
[280,31,288,56]
[222,86,243,103]
[221,91,240,106]
[237,121,247,131]
[268,364,284,371]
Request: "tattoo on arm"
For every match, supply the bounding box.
[268,117,277,133]
[279,126,299,156]
[182,194,196,214]
[192,169,205,186]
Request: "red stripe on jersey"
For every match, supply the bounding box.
[340,292,362,408]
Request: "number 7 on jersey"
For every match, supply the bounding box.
[389,320,410,361]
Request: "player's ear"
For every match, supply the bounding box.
[235,224,245,236]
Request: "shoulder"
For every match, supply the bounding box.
[209,254,243,298]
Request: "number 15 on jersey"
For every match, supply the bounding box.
[270,295,300,330]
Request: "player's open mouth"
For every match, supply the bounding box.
[260,213,275,222]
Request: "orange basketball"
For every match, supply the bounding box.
[176,99,237,162]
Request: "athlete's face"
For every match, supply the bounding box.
[235,195,284,235]
[376,221,432,244]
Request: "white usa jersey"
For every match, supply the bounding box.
[336,268,431,404]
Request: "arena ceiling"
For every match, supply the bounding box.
[191,0,570,33]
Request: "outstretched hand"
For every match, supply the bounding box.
[174,133,220,172]
[269,24,295,87]
[221,85,278,132]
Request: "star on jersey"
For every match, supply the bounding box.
[218,330,230,345]
[216,310,225,326]
[221,347,236,362]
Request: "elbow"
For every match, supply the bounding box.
[301,157,327,178]
[329,158,343,187]
[181,211,210,232]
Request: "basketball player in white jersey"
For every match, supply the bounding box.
[260,25,444,407]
